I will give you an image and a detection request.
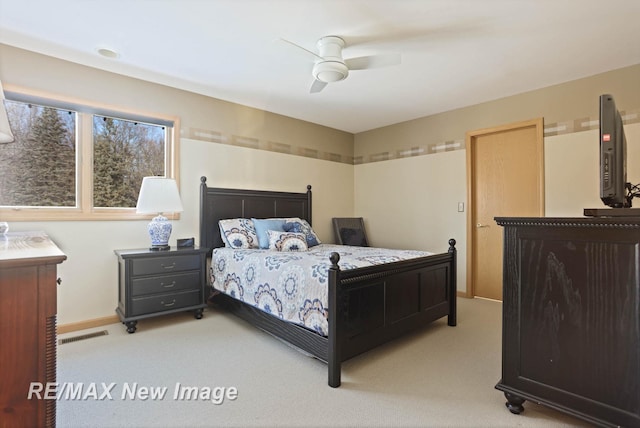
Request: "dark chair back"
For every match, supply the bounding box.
[332,217,369,246]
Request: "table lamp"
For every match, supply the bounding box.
[136,177,183,250]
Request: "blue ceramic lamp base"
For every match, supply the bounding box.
[148,214,172,251]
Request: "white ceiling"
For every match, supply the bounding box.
[0,0,639,133]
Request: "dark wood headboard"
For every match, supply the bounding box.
[199,176,312,252]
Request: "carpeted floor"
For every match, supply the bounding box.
[56,297,589,427]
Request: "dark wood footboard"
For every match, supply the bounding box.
[328,239,457,387]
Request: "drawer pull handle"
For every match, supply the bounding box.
[161,300,176,307]
[162,281,176,288]
[161,263,176,269]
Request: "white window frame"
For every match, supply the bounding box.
[0,85,180,221]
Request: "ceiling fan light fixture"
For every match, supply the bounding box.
[312,61,349,83]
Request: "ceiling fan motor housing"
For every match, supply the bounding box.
[313,36,349,83]
[313,61,349,83]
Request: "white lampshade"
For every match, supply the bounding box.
[0,80,15,144]
[136,177,183,251]
[136,177,183,214]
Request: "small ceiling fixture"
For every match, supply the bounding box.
[96,47,119,59]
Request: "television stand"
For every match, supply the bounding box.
[584,207,640,217]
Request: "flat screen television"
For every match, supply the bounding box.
[599,93,630,208]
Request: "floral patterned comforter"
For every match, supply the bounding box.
[209,244,432,336]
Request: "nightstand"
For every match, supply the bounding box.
[115,246,208,333]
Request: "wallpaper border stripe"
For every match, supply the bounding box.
[186,127,354,164]
[186,107,640,165]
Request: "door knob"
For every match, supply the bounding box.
[476,223,489,228]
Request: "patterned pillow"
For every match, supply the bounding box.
[283,218,321,247]
[218,219,258,249]
[267,230,308,252]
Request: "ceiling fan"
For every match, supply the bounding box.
[281,36,401,93]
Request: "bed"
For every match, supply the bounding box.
[199,176,457,387]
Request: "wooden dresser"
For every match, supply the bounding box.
[0,231,66,428]
[494,217,640,428]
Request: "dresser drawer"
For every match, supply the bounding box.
[132,255,200,276]
[131,271,200,297]
[131,289,201,316]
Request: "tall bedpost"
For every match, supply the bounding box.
[199,176,208,250]
[448,238,457,327]
[327,251,341,387]
[306,185,312,225]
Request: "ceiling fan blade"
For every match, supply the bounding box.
[345,53,401,70]
[279,38,323,61]
[342,19,485,49]
[310,79,328,94]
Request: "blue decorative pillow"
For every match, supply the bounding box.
[218,218,258,249]
[283,218,321,247]
[252,218,286,249]
[267,230,308,252]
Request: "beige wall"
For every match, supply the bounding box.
[545,123,640,217]
[1,41,638,322]
[354,123,640,293]
[354,64,640,162]
[354,150,468,290]
[0,44,354,163]
[0,44,354,325]
[354,63,640,293]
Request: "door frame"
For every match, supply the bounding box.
[464,118,545,298]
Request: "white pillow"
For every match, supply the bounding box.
[218,218,258,249]
[267,230,308,252]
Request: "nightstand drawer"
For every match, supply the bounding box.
[131,271,200,297]
[131,289,201,316]
[132,255,200,276]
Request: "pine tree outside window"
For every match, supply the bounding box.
[0,90,178,221]
[0,102,76,207]
[93,116,166,208]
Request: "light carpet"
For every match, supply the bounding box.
[56,297,589,427]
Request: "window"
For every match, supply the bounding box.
[93,116,166,208]
[0,89,179,221]
[0,102,76,207]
